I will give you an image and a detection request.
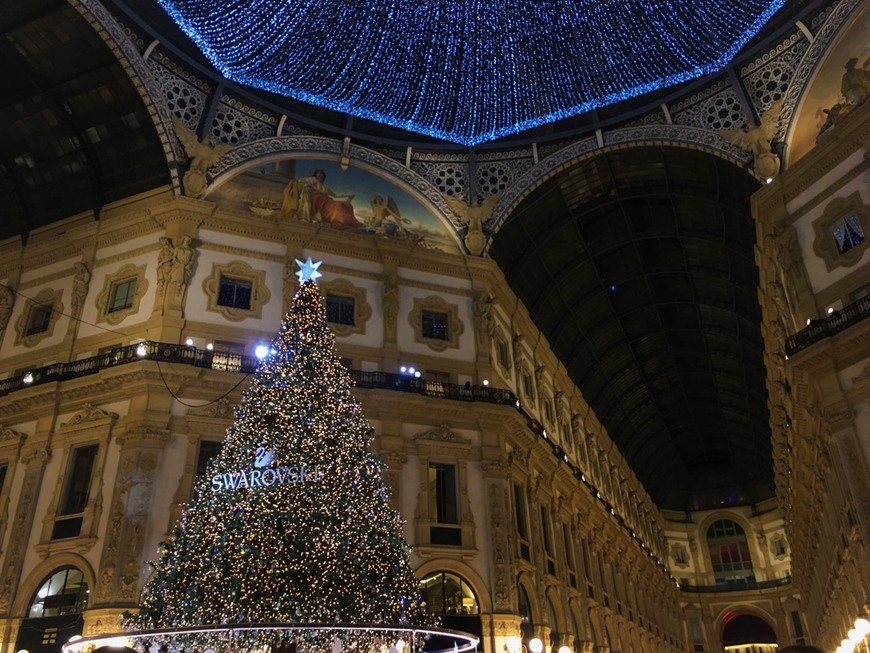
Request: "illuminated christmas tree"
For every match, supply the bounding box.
[129,258,433,648]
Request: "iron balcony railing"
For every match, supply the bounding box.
[0,341,516,406]
[785,294,870,356]
[679,576,791,593]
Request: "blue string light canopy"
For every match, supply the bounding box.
[158,0,784,146]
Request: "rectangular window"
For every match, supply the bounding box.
[422,310,449,340]
[326,294,355,325]
[540,506,556,575]
[774,538,786,556]
[563,523,577,588]
[428,463,461,546]
[543,398,554,423]
[831,213,865,255]
[522,372,533,399]
[0,463,7,495]
[428,463,458,524]
[514,483,530,560]
[53,444,98,540]
[496,339,509,368]
[217,276,252,309]
[26,303,53,336]
[108,278,137,313]
[196,440,222,479]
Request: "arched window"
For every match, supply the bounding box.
[518,584,534,641]
[418,571,478,615]
[27,567,88,618]
[419,571,482,649]
[707,519,755,585]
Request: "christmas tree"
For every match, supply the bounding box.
[128,258,434,650]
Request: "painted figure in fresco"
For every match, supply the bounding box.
[369,194,408,236]
[281,169,364,230]
[841,56,870,107]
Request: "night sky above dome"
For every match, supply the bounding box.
[158,0,784,146]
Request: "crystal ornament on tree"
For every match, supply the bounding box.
[126,258,435,650]
[156,0,784,145]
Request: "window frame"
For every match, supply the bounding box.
[217,275,253,310]
[319,278,371,337]
[95,263,148,325]
[203,260,271,322]
[15,288,63,347]
[812,191,869,271]
[410,296,464,352]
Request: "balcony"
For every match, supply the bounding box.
[785,295,870,356]
[680,576,791,593]
[0,341,516,406]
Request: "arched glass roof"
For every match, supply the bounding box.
[156,0,785,145]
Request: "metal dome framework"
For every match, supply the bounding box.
[155,0,785,145]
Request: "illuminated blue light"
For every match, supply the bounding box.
[158,0,784,146]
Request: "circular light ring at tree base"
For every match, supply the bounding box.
[63,624,479,653]
[157,0,785,145]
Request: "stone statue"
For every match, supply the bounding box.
[0,284,14,338]
[156,237,174,292]
[442,192,501,256]
[472,290,496,346]
[721,98,784,179]
[171,114,233,196]
[382,274,399,342]
[71,262,90,316]
[170,236,195,294]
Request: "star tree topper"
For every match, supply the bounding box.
[295,257,322,283]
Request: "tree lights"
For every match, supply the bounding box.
[127,259,435,650]
[157,0,784,145]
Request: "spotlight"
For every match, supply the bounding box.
[255,345,269,359]
[559,647,571,653]
[408,367,416,375]
[855,617,870,635]
[529,638,543,653]
[185,338,194,346]
[136,343,147,357]
[827,307,835,314]
[482,379,489,386]
[206,343,214,351]
[23,372,33,384]
[400,366,407,373]
[505,637,522,653]
[414,371,421,378]
[766,177,774,184]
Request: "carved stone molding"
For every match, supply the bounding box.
[60,404,119,430]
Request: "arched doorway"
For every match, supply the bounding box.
[419,571,482,648]
[15,567,88,653]
[722,613,777,650]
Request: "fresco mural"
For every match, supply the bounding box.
[788,6,869,164]
[210,159,462,254]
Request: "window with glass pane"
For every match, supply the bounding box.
[59,445,98,516]
[707,519,755,584]
[418,571,479,615]
[27,567,89,618]
[326,294,355,325]
[428,463,458,524]
[108,278,136,312]
[0,463,7,495]
[831,213,865,255]
[26,304,53,336]
[563,523,576,571]
[217,276,253,309]
[422,310,449,340]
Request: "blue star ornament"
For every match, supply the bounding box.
[295,257,323,283]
